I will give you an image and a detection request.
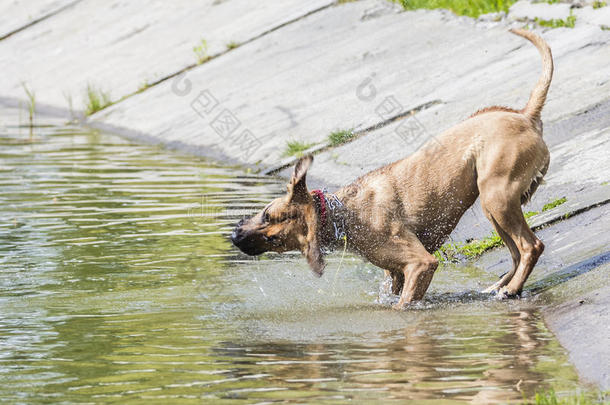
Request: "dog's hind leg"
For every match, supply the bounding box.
[479,183,544,298]
[482,216,521,294]
[499,222,544,298]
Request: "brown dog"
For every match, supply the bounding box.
[231,29,553,309]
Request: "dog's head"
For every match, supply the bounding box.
[231,155,325,276]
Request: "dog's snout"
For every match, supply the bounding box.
[231,226,243,244]
[230,215,270,256]
[231,218,250,245]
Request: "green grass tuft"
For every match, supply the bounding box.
[282,140,315,158]
[524,210,539,225]
[193,39,210,64]
[455,233,504,258]
[592,1,607,8]
[84,84,112,116]
[21,82,36,131]
[328,129,355,146]
[226,41,240,50]
[392,0,516,18]
[528,389,607,405]
[434,232,504,262]
[536,12,576,28]
[542,197,567,212]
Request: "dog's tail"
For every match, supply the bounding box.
[510,28,554,122]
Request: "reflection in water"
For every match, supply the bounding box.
[0,117,585,403]
[212,305,574,403]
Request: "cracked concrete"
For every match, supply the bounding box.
[0,0,78,40]
[0,0,335,109]
[508,1,572,22]
[91,2,609,171]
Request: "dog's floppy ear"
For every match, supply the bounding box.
[287,155,313,203]
[306,239,326,277]
[300,205,326,278]
[288,155,325,276]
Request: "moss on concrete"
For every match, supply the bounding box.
[543,197,567,212]
[435,232,504,262]
[391,0,515,18]
[282,140,315,157]
[328,129,355,146]
[536,12,576,29]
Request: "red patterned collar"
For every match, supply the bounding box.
[310,189,327,226]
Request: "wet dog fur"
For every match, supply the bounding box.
[231,29,553,309]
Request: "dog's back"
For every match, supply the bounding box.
[346,29,553,252]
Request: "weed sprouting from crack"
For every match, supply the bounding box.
[328,129,355,146]
[21,82,35,135]
[282,140,316,157]
[84,84,113,115]
[542,197,567,212]
[193,38,210,64]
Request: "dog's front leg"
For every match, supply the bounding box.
[366,233,438,310]
[394,256,438,310]
[391,271,405,295]
[393,233,439,309]
[380,270,393,296]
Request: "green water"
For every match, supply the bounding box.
[0,114,588,403]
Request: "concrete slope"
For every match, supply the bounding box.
[0,0,335,109]
[88,1,609,170]
[0,0,77,39]
[303,24,609,186]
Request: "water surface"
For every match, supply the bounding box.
[0,114,587,403]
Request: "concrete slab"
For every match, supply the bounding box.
[0,0,335,109]
[0,0,77,40]
[305,26,609,180]
[88,1,610,170]
[508,1,572,22]
[574,5,610,28]
[544,275,610,390]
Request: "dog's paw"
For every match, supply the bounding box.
[496,286,521,300]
